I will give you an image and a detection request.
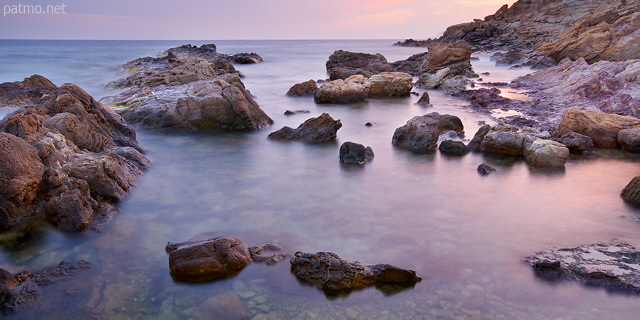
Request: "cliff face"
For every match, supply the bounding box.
[408,0,640,62]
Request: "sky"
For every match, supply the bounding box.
[0,0,516,40]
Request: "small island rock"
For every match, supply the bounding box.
[339,141,374,165]
[268,113,342,143]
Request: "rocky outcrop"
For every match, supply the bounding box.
[392,113,464,152]
[415,41,476,91]
[438,140,469,156]
[555,108,640,148]
[286,79,317,96]
[166,236,285,282]
[0,76,148,232]
[525,241,640,295]
[0,260,90,315]
[621,176,640,206]
[325,50,393,80]
[290,251,421,295]
[101,44,273,132]
[339,141,374,165]
[366,72,413,97]
[268,113,342,143]
[314,75,369,104]
[523,139,570,168]
[0,74,57,107]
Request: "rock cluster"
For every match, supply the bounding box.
[0,75,149,232]
[392,113,464,152]
[290,251,421,295]
[166,236,286,282]
[525,241,640,295]
[101,44,273,132]
[268,113,342,143]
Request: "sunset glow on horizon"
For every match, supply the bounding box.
[0,0,517,40]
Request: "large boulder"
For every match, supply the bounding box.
[339,141,374,165]
[268,113,342,143]
[101,44,273,132]
[366,72,413,97]
[420,40,473,73]
[0,76,149,232]
[621,176,640,206]
[166,236,285,282]
[290,251,421,295]
[555,108,640,148]
[314,75,369,104]
[326,50,393,80]
[286,79,317,96]
[479,131,527,156]
[618,127,640,153]
[554,131,595,154]
[392,113,464,152]
[415,40,476,91]
[525,241,640,295]
[0,74,57,107]
[523,139,570,167]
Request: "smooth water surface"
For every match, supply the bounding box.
[1,40,640,319]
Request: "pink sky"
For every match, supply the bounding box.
[0,0,516,39]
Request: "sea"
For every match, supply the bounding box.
[1,39,640,319]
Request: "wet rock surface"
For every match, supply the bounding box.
[477,163,497,175]
[0,76,148,232]
[290,251,421,296]
[101,44,273,132]
[339,141,374,165]
[166,236,285,282]
[268,113,342,143]
[621,176,640,206]
[325,50,393,80]
[286,79,317,97]
[525,241,640,295]
[0,260,90,315]
[439,140,469,156]
[314,75,369,104]
[392,113,464,153]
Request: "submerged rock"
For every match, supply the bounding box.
[325,50,393,80]
[290,251,421,296]
[339,141,374,165]
[166,236,285,282]
[525,241,640,295]
[392,113,464,153]
[268,113,342,143]
[0,260,91,315]
[0,76,148,232]
[477,163,497,175]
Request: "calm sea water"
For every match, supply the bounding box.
[1,40,640,319]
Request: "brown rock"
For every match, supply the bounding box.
[421,40,472,72]
[622,176,640,206]
[268,113,342,143]
[392,113,464,152]
[314,75,369,104]
[326,50,393,80]
[618,127,640,153]
[286,79,317,96]
[555,108,640,148]
[366,72,413,97]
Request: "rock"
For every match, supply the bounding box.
[392,113,464,152]
[621,176,640,206]
[286,79,317,96]
[289,251,421,295]
[193,291,252,320]
[420,40,473,73]
[268,113,342,143]
[166,236,285,282]
[366,72,413,98]
[618,128,640,153]
[314,75,369,104]
[452,88,510,111]
[523,139,570,167]
[101,44,273,132]
[414,40,475,92]
[0,260,90,315]
[477,163,496,175]
[230,53,264,64]
[339,142,374,165]
[525,241,640,295]
[325,50,393,80]
[439,140,469,156]
[416,92,431,106]
[391,52,429,75]
[467,124,491,151]
[0,74,57,107]
[283,110,311,115]
[479,130,527,156]
[554,132,595,154]
[555,108,640,148]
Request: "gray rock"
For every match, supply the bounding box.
[415,92,431,106]
[392,113,464,153]
[439,140,469,156]
[479,131,526,156]
[618,127,640,153]
[290,251,421,295]
[525,241,640,295]
[523,139,570,167]
[339,141,374,165]
[467,124,491,151]
[326,50,393,80]
[268,113,342,143]
[555,131,595,154]
[477,163,496,175]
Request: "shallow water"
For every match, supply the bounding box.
[1,40,640,319]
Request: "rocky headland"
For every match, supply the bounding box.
[101,44,273,132]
